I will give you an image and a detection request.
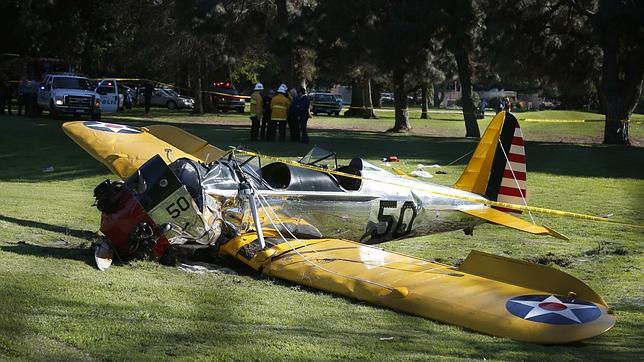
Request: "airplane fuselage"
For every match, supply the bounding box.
[202,159,487,244]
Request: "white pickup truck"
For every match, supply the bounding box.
[37,74,102,119]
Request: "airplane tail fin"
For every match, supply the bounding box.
[454,111,527,215]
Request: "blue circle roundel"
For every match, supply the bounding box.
[506,295,601,325]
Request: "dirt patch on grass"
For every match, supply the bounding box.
[584,242,635,257]
[524,252,572,267]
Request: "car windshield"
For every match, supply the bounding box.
[96,86,115,95]
[315,94,334,102]
[214,88,239,95]
[52,77,92,90]
[164,89,180,97]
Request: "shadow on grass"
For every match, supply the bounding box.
[0,214,99,240]
[1,115,642,182]
[0,214,99,267]
[0,243,95,267]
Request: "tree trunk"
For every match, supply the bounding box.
[420,82,429,119]
[202,76,215,113]
[193,60,204,114]
[390,68,411,132]
[600,30,642,145]
[362,77,377,119]
[276,0,293,87]
[434,83,445,108]
[296,78,307,91]
[455,51,480,138]
[371,82,382,108]
[427,83,435,108]
[344,81,365,117]
[202,58,215,113]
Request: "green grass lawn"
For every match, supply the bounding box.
[0,109,642,360]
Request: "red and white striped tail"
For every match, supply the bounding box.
[495,123,527,215]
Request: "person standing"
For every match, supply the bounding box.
[249,83,264,141]
[287,89,300,142]
[17,77,29,116]
[144,81,154,115]
[261,90,272,141]
[0,76,8,115]
[294,87,311,143]
[269,84,290,142]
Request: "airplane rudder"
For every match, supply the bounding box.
[487,113,528,214]
[453,111,506,195]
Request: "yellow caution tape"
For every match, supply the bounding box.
[206,90,250,99]
[233,148,643,229]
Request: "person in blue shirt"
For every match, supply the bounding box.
[292,88,310,143]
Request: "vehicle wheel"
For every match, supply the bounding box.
[166,101,177,110]
[49,101,59,119]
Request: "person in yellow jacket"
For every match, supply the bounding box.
[249,83,264,141]
[268,84,290,142]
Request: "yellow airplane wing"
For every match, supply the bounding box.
[220,232,614,344]
[62,121,224,179]
[458,205,569,240]
[145,124,226,164]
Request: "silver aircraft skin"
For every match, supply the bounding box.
[195,153,487,245]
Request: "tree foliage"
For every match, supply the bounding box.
[1,0,641,140]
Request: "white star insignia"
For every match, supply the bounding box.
[511,295,597,323]
[87,122,137,133]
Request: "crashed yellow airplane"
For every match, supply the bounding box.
[63,112,615,344]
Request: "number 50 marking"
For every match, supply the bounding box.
[165,196,191,218]
[371,200,418,239]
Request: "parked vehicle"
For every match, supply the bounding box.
[210,81,245,113]
[137,88,195,110]
[37,74,101,119]
[333,94,344,107]
[310,92,342,116]
[380,92,394,105]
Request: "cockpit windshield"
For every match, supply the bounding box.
[299,146,338,169]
